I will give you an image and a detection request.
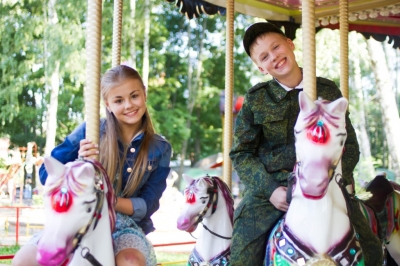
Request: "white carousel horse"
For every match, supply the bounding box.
[177,174,234,265]
[36,157,116,266]
[265,92,400,265]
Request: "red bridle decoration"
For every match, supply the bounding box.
[51,187,73,213]
[307,120,329,144]
[185,188,196,204]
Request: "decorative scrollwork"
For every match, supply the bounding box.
[165,0,226,19]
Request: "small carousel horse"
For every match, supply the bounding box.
[265,92,400,265]
[177,174,234,265]
[36,157,116,266]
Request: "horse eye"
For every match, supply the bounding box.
[340,141,344,146]
[86,207,92,213]
[202,200,206,204]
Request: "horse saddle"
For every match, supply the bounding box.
[362,174,394,241]
[363,174,394,214]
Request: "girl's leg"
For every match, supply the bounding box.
[115,248,146,266]
[12,245,39,266]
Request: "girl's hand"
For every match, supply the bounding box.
[78,139,99,159]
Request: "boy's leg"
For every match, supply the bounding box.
[230,214,268,266]
[231,200,283,266]
[350,199,383,266]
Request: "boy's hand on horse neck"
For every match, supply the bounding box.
[270,186,289,212]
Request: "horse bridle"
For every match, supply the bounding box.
[192,176,232,240]
[288,156,354,216]
[69,158,105,266]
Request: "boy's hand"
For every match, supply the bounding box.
[78,139,99,159]
[270,186,289,212]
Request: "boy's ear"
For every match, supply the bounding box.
[287,38,295,50]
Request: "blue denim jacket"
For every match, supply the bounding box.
[39,119,172,234]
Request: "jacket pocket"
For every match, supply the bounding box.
[254,114,288,149]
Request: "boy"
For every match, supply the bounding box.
[229,22,382,266]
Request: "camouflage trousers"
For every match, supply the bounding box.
[230,196,382,266]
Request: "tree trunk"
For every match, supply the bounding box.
[142,0,150,87]
[352,56,375,184]
[44,0,60,155]
[179,19,206,177]
[129,0,136,69]
[367,38,400,180]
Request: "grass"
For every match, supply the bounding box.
[0,245,189,265]
[156,251,189,265]
[0,245,19,265]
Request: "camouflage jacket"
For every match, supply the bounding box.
[229,77,360,200]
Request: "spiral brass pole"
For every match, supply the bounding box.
[340,0,349,100]
[85,0,102,160]
[223,0,234,189]
[302,0,316,101]
[112,0,123,67]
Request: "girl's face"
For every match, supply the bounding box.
[105,79,146,131]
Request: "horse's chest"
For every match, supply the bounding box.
[188,247,230,266]
[267,220,364,266]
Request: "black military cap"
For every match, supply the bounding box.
[243,22,286,57]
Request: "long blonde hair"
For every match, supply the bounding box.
[99,65,155,197]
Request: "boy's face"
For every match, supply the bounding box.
[250,33,297,80]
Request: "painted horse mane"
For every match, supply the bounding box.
[184,175,234,225]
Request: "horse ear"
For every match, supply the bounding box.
[44,156,66,184]
[327,97,348,115]
[299,91,317,113]
[196,178,208,189]
[182,174,194,185]
[73,162,95,180]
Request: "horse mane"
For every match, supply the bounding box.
[303,99,341,129]
[45,159,116,233]
[188,176,234,225]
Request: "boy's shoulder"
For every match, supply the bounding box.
[316,77,337,88]
[248,80,275,94]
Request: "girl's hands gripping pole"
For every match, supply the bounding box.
[78,139,99,159]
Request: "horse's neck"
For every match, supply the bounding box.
[70,198,115,265]
[285,164,351,253]
[196,198,232,262]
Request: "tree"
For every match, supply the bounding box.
[44,0,60,155]
[366,37,400,180]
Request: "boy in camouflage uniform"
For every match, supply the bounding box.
[229,22,382,266]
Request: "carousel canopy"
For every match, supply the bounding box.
[168,0,400,48]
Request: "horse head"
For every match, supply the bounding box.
[37,156,115,266]
[177,174,233,233]
[294,92,348,199]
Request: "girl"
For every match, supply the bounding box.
[12,65,172,266]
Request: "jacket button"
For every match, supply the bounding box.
[147,165,152,171]
[130,148,135,153]
[127,167,132,173]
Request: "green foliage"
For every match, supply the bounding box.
[0,0,395,172]
[0,244,20,264]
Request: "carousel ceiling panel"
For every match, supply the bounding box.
[203,0,400,42]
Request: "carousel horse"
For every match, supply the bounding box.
[265,92,400,265]
[36,156,116,266]
[177,174,234,265]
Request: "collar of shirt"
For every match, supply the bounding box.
[274,78,304,91]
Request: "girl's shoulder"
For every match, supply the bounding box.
[148,134,171,157]
[151,134,171,149]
